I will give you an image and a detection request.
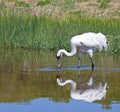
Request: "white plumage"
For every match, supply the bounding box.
[56,32,108,69]
[57,76,107,102]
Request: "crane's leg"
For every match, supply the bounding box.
[88,50,94,71]
[90,57,94,71]
[77,62,81,75]
[78,57,80,68]
[77,51,82,68]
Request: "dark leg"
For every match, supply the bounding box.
[77,57,80,68]
[90,58,94,71]
[77,62,81,75]
[77,51,82,68]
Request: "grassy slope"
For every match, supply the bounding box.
[0,0,120,54]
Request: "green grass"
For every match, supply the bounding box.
[16,1,30,7]
[97,0,111,9]
[37,0,51,6]
[0,5,119,54]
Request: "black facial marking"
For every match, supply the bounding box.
[56,55,61,60]
[106,41,109,45]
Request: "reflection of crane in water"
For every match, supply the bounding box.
[56,69,108,102]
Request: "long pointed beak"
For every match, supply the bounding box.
[56,56,61,68]
[57,58,61,68]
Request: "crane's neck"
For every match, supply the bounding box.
[57,79,76,91]
[57,45,77,57]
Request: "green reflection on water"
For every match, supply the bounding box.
[0,49,120,109]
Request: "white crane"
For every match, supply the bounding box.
[56,32,108,70]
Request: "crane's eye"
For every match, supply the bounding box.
[106,41,109,45]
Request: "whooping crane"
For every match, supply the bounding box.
[56,32,108,70]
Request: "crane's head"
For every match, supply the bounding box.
[97,33,109,51]
[56,50,63,68]
[56,49,65,59]
[56,50,62,59]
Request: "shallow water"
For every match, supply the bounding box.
[0,49,120,112]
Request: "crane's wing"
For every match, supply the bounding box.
[78,33,99,47]
[80,38,99,48]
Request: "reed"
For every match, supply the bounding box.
[0,6,119,54]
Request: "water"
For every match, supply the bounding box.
[0,49,120,112]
